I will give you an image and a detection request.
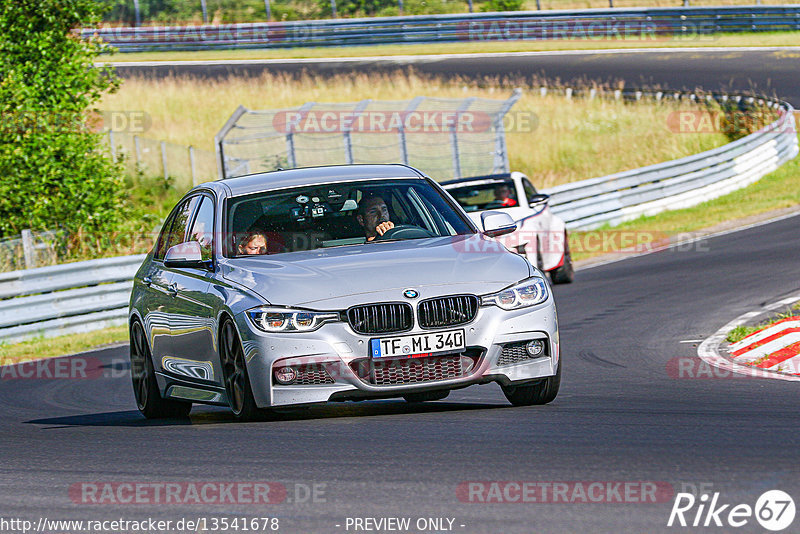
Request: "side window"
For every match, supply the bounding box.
[522,179,538,203]
[154,210,178,261]
[187,196,215,261]
[157,197,198,260]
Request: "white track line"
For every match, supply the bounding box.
[97,46,800,68]
[697,292,800,381]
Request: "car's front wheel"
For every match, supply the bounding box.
[220,318,264,421]
[129,321,191,419]
[501,359,561,406]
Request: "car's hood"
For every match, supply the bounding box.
[220,234,531,309]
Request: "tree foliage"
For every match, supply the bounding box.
[0,0,126,238]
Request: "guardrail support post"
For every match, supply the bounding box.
[331,0,338,18]
[467,0,474,12]
[264,0,272,20]
[201,0,208,23]
[21,230,35,269]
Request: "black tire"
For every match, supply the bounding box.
[129,321,191,419]
[403,390,451,403]
[501,358,561,406]
[549,231,574,284]
[220,318,265,421]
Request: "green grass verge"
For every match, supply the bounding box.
[0,326,129,366]
[103,31,800,63]
[570,136,800,262]
[726,302,800,343]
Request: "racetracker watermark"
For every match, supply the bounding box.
[0,357,128,381]
[455,230,711,256]
[272,110,538,134]
[0,110,150,135]
[456,481,674,503]
[69,482,326,505]
[667,356,800,379]
[665,110,796,135]
[459,20,717,42]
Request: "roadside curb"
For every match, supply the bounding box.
[697,291,800,382]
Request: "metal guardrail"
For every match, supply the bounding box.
[82,6,800,52]
[1,90,796,343]
[542,92,798,230]
[0,255,145,344]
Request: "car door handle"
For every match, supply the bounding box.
[167,283,178,297]
[142,276,152,286]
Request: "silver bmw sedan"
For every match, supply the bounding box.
[128,164,560,420]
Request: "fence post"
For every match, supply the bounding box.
[493,89,522,174]
[108,130,116,160]
[133,0,141,26]
[21,229,35,269]
[331,0,338,18]
[285,102,315,169]
[264,0,272,20]
[450,98,475,179]
[134,135,141,166]
[201,0,208,23]
[343,100,371,165]
[161,141,168,181]
[189,146,197,185]
[467,0,473,12]
[398,97,424,166]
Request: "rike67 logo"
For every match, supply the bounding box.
[668,490,796,531]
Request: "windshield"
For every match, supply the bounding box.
[443,177,519,211]
[225,178,474,257]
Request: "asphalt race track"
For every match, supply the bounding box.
[112,48,800,106]
[3,213,800,533]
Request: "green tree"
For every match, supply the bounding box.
[0,0,126,238]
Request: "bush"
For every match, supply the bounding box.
[317,0,397,17]
[0,0,127,239]
[480,0,523,11]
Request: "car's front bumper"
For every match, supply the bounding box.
[234,300,559,408]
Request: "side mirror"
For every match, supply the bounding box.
[481,211,517,238]
[528,193,550,207]
[164,241,207,269]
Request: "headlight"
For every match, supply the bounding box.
[246,307,339,332]
[480,277,549,310]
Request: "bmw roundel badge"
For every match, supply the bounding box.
[403,289,419,299]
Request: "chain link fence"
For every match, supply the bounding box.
[106,130,218,190]
[0,230,61,272]
[215,90,522,180]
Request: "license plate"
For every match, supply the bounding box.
[370,329,465,359]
